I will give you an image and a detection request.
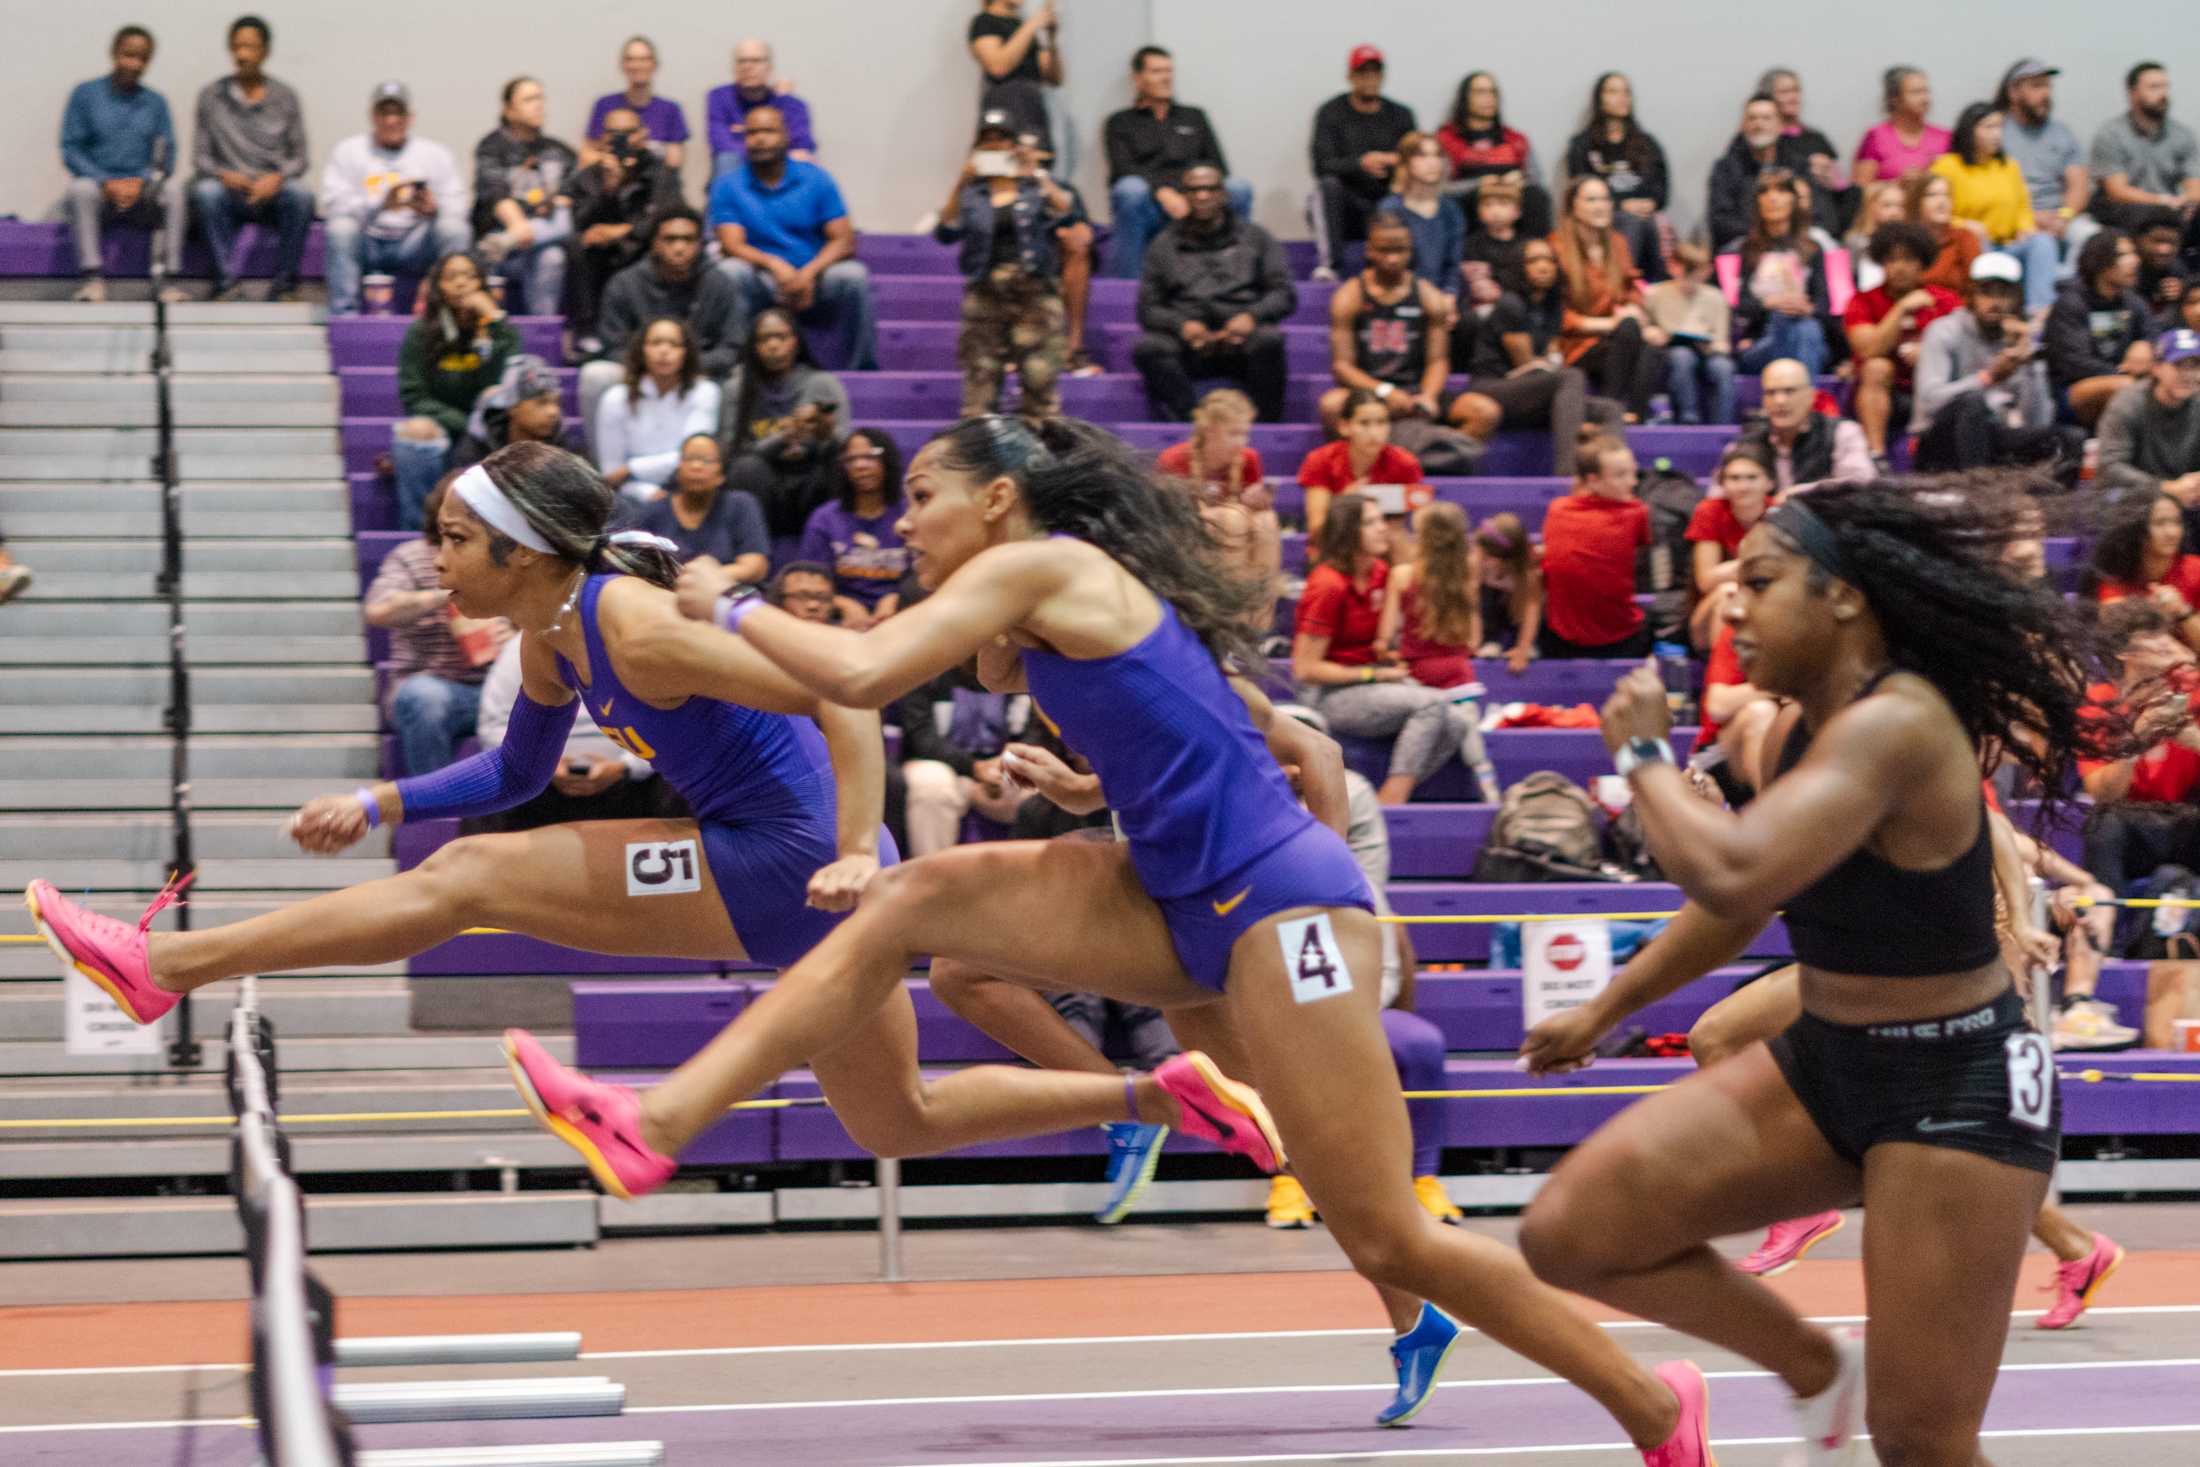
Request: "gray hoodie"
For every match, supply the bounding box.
[2097,379,2200,497]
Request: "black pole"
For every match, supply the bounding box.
[146,148,199,1070]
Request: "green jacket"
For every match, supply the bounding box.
[397,315,524,438]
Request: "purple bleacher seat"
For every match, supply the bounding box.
[1389,882,1777,964]
[0,218,329,280]
[869,275,1335,327]
[327,315,565,368]
[344,417,582,476]
[341,366,580,419]
[574,979,755,1067]
[1270,476,1567,522]
[856,236,1319,284]
[1337,725,1700,803]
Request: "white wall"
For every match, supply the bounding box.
[4,1,2186,239]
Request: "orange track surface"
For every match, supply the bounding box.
[8,1250,2200,1372]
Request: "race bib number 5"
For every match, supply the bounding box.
[626,839,702,897]
[2004,1031,2054,1131]
[1278,914,1353,1004]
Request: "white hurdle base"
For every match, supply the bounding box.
[358,1446,665,1467]
[333,1378,625,1424]
[336,1333,583,1368]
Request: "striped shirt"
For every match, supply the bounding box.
[367,540,480,697]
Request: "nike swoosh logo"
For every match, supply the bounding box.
[1179,1091,1236,1143]
[1211,886,1253,917]
[599,699,615,717]
[1914,1117,1985,1133]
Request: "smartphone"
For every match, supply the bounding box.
[971,151,1019,179]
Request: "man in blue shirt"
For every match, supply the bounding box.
[59,25,179,303]
[708,107,875,369]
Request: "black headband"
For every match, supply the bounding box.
[1765,498,1852,584]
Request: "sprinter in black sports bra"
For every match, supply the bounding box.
[1511,477,2124,1467]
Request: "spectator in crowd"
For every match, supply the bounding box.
[1376,501,1485,694]
[1644,241,1735,424]
[2046,229,2156,427]
[799,428,910,629]
[1932,103,2061,314]
[1996,58,2096,264]
[464,631,685,835]
[391,251,518,530]
[2080,492,2200,627]
[896,657,1042,855]
[1381,133,1469,307]
[1437,70,1552,239]
[185,15,309,302]
[2089,62,2200,235]
[709,106,877,370]
[1904,170,1981,292]
[582,36,688,171]
[936,112,1080,420]
[1550,176,1660,421]
[1538,435,1651,659]
[319,82,469,317]
[1843,221,1960,458]
[364,474,503,776]
[1160,387,1265,497]
[719,308,851,543]
[1684,442,1776,650]
[1740,356,1874,490]
[60,25,176,304]
[452,354,584,469]
[1132,163,1296,423]
[1318,215,1474,443]
[470,77,576,316]
[578,207,741,442]
[1460,235,1622,476]
[706,39,815,177]
[1296,389,1424,543]
[1292,493,1487,804]
[1102,46,1247,278]
[1308,45,1416,282]
[1911,255,2064,472]
[623,434,770,591]
[2135,208,2192,329]
[0,525,27,605]
[1460,174,1529,312]
[1844,179,1909,290]
[968,1,1067,173]
[2099,328,2200,505]
[1755,68,1855,233]
[1708,95,1805,252]
[594,316,722,502]
[1727,169,1836,378]
[769,561,839,621]
[1853,65,1950,189]
[1469,512,1542,673]
[1564,71,1670,283]
[567,107,684,351]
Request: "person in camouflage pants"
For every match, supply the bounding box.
[959,262,1068,418]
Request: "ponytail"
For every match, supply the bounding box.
[474,441,682,590]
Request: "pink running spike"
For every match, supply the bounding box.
[1152,1051,1287,1174]
[24,871,195,1026]
[502,1028,677,1202]
[1641,1359,1717,1466]
[2037,1231,2123,1329]
[1737,1210,1845,1277]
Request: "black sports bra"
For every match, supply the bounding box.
[1771,677,2001,978]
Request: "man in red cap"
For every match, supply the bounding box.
[1308,44,1416,281]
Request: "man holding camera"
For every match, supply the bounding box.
[1910,253,2070,472]
[568,107,684,350]
[319,81,469,316]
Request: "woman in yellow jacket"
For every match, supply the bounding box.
[1931,101,2060,314]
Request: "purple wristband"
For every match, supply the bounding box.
[354,787,381,830]
[716,592,765,635]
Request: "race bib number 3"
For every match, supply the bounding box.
[626,840,702,897]
[2004,1031,2054,1131]
[1278,914,1353,1005]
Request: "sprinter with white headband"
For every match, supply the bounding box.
[28,441,1269,1200]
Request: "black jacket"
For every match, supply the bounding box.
[1738,411,1841,484]
[1137,213,1297,335]
[470,128,579,238]
[2043,279,2153,392]
[1726,239,1839,360]
[1105,101,1230,189]
[1705,134,1844,249]
[1309,93,1416,201]
[594,259,744,376]
[569,152,683,242]
[1564,125,1669,209]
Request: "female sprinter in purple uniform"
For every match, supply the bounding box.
[29,444,1267,1181]
[1516,478,2120,1466]
[498,417,1717,1464]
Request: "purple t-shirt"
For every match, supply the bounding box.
[1853,120,1951,179]
[585,93,690,144]
[705,85,816,157]
[798,501,908,609]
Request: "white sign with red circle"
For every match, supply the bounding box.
[1523,920,1613,1030]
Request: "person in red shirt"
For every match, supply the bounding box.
[1160,388,1278,628]
[2080,600,2200,885]
[1537,435,1651,658]
[1685,442,1776,650]
[1292,493,1486,803]
[2080,491,2200,652]
[1842,221,1962,457]
[1295,387,1427,545]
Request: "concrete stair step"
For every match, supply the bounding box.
[0,301,323,326]
[0,454,343,483]
[0,634,365,665]
[0,324,327,353]
[0,703,376,734]
[0,371,337,405]
[0,399,339,428]
[0,811,391,860]
[3,508,351,537]
[0,777,360,811]
[18,571,358,601]
[0,482,348,512]
[0,1130,580,1181]
[0,1191,596,1258]
[0,427,334,453]
[0,600,360,636]
[3,738,376,783]
[0,855,391,892]
[0,1031,548,1078]
[0,347,331,375]
[0,976,410,1041]
[0,537,356,573]
[1,665,370,704]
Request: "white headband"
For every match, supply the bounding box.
[605,530,680,555]
[451,464,553,553]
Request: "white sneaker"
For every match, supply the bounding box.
[72,278,106,303]
[1310,265,1340,284]
[1784,1326,1866,1465]
[0,564,32,604]
[2053,1000,2139,1051]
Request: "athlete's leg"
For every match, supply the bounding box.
[1222,905,1682,1449]
[1686,966,1799,1067]
[2032,1200,2093,1261]
[150,819,745,991]
[929,957,1121,1075]
[638,839,1215,1154]
[1517,1044,1855,1399]
[1858,1144,2047,1466]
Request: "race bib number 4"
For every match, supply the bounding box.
[1278,914,1353,1004]
[626,839,702,897]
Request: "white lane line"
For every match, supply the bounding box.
[0,1418,250,1436]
